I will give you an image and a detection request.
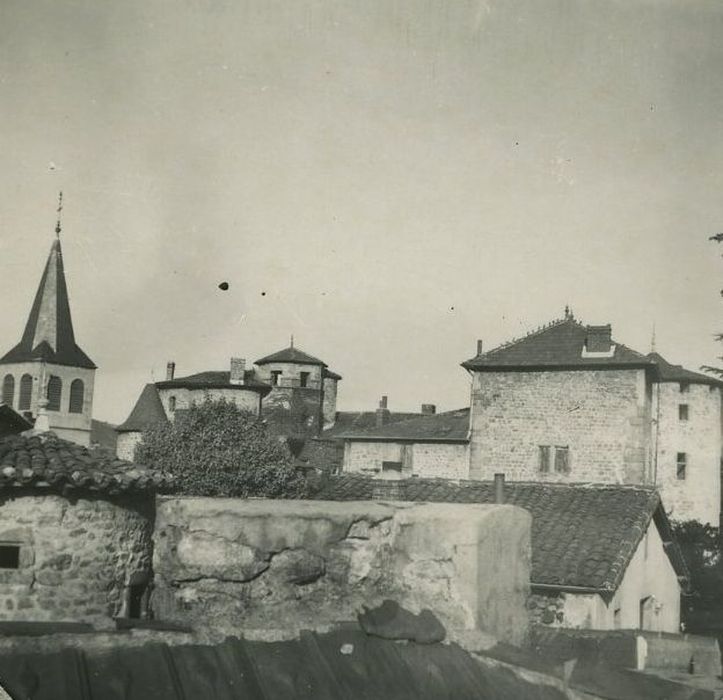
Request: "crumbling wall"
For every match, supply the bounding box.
[152,498,531,645]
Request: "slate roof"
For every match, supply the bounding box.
[312,476,689,594]
[255,345,327,366]
[461,317,653,371]
[0,432,171,496]
[0,239,96,369]
[337,408,470,442]
[0,629,570,700]
[116,384,168,433]
[647,352,722,387]
[155,370,271,394]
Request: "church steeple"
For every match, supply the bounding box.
[0,205,95,369]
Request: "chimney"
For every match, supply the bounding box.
[376,395,390,427]
[421,404,436,415]
[477,339,484,356]
[585,325,612,353]
[166,361,176,381]
[494,473,505,504]
[230,357,246,384]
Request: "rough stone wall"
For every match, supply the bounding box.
[654,382,721,525]
[256,363,323,389]
[152,498,531,645]
[116,432,141,461]
[343,441,469,479]
[0,493,154,627]
[468,369,652,483]
[157,387,260,419]
[321,377,337,428]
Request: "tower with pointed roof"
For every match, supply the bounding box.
[0,204,96,445]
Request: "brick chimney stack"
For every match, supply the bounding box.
[376,395,390,427]
[166,362,176,381]
[477,339,484,355]
[421,404,436,415]
[230,358,246,385]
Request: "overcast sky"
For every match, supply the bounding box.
[1,0,722,424]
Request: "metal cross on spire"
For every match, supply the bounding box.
[55,191,63,237]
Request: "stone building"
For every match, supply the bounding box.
[460,312,722,526]
[0,432,168,627]
[0,231,96,446]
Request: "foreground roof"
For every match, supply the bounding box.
[155,370,271,394]
[0,404,33,436]
[116,384,168,433]
[647,352,722,387]
[461,317,652,371]
[255,345,327,366]
[337,408,470,442]
[313,476,689,593]
[0,433,170,496]
[0,239,96,369]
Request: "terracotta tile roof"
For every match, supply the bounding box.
[337,408,469,442]
[0,433,170,496]
[155,370,271,394]
[116,384,168,433]
[312,476,689,593]
[461,317,653,371]
[0,239,95,369]
[647,352,723,387]
[255,345,327,366]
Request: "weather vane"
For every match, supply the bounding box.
[55,191,63,237]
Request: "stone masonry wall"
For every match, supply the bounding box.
[344,441,468,479]
[654,382,721,525]
[116,432,142,462]
[157,387,261,419]
[152,497,531,645]
[468,369,652,483]
[0,493,154,627]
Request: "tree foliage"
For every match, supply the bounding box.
[135,398,308,498]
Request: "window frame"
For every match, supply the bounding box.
[676,452,687,480]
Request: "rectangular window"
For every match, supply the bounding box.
[0,545,20,569]
[270,371,282,386]
[554,446,570,474]
[382,461,402,473]
[538,446,551,473]
[679,404,689,421]
[676,452,687,480]
[299,372,310,388]
[679,382,690,393]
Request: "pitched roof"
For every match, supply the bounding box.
[323,367,343,380]
[647,352,722,387]
[0,432,170,496]
[155,370,271,394]
[312,476,689,593]
[0,239,95,369]
[255,345,327,366]
[116,384,168,433]
[461,317,652,372]
[0,404,33,437]
[320,411,424,439]
[337,408,470,442]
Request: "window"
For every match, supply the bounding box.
[382,461,402,473]
[299,371,310,388]
[46,376,62,411]
[168,396,176,413]
[69,379,84,413]
[676,452,687,480]
[0,545,20,569]
[18,374,32,411]
[554,446,570,474]
[539,445,551,473]
[679,404,689,421]
[679,382,690,393]
[270,371,282,386]
[1,375,14,406]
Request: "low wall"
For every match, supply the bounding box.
[152,497,531,645]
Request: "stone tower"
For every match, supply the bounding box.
[0,219,96,446]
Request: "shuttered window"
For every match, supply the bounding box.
[2,375,14,406]
[18,375,33,411]
[47,376,62,411]
[554,446,570,474]
[69,379,84,413]
[538,445,551,473]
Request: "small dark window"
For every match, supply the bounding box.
[539,445,551,473]
[18,374,32,411]
[0,545,20,569]
[270,371,282,386]
[554,446,570,474]
[69,379,84,414]
[676,452,687,480]
[299,372,310,388]
[168,396,176,413]
[2,375,14,406]
[679,404,689,421]
[46,376,62,411]
[679,382,690,393]
[382,461,402,473]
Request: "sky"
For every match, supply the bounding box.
[1,0,722,424]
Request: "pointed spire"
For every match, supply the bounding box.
[55,191,63,237]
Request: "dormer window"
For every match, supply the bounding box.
[270,371,282,386]
[300,372,310,388]
[581,325,616,358]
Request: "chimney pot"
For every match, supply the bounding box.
[477,339,484,355]
[379,395,388,409]
[494,473,505,504]
[230,357,246,384]
[166,362,176,381]
[421,404,436,415]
